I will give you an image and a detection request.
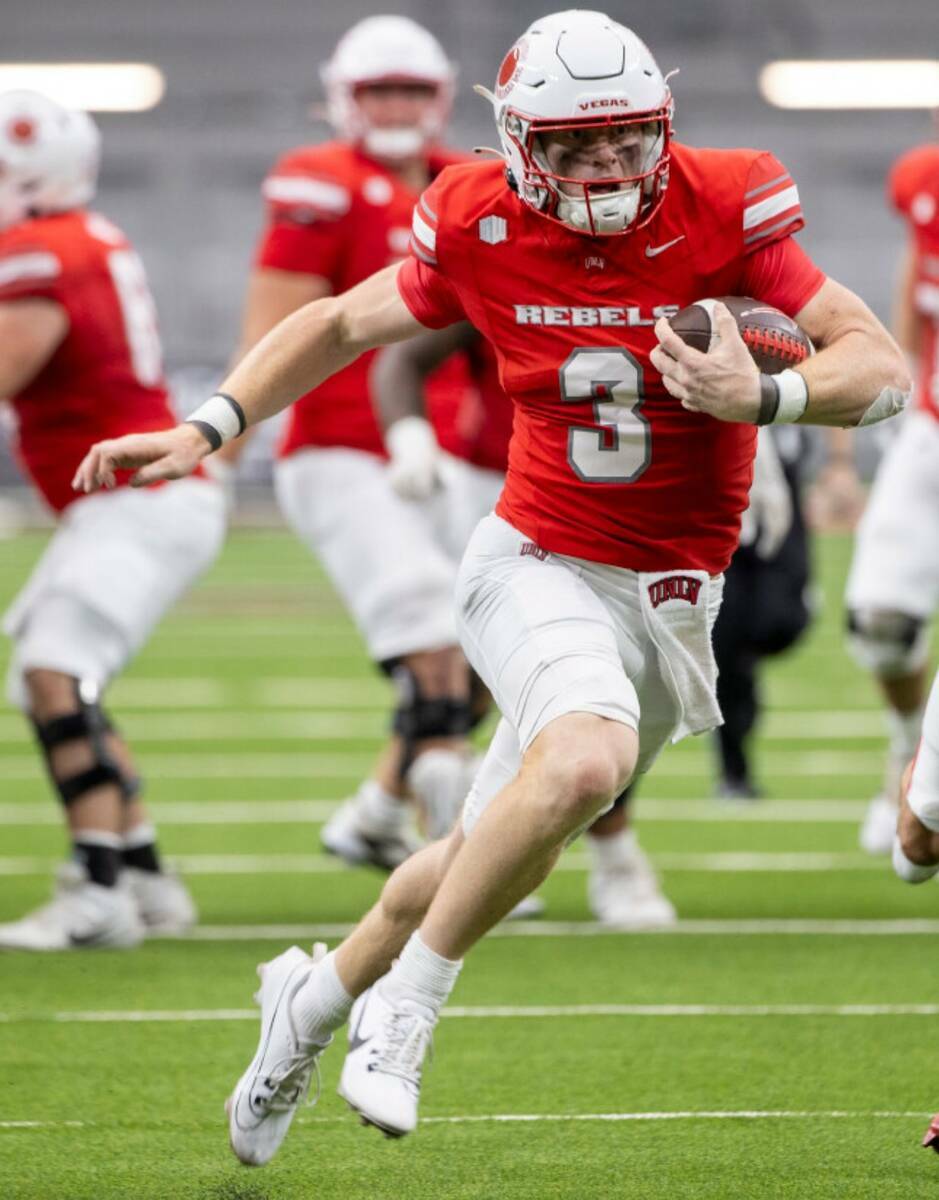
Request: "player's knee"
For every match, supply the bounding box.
[24,668,80,721]
[845,608,928,678]
[536,719,637,826]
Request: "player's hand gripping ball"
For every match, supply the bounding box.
[651,297,813,424]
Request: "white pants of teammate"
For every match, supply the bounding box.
[908,670,939,833]
[455,514,724,834]
[274,447,504,663]
[846,410,939,619]
[3,479,227,709]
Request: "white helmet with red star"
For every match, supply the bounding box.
[481,10,673,236]
[0,90,100,230]
[321,16,456,161]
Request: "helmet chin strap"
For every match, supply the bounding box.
[362,126,427,160]
[557,184,641,234]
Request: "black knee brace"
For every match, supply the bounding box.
[385,662,474,777]
[31,681,139,806]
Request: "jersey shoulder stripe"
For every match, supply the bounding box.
[0,250,61,289]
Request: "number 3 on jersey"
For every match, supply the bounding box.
[560,347,651,483]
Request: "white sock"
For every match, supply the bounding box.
[357,780,407,834]
[586,829,636,873]
[892,836,939,884]
[123,822,157,850]
[382,931,462,1017]
[290,949,354,1042]
[885,707,925,795]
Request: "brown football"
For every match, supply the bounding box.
[668,296,813,375]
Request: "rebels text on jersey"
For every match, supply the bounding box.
[397,144,826,573]
[0,211,175,513]
[890,143,939,421]
[257,140,471,458]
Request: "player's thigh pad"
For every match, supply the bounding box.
[274,448,458,662]
[846,412,939,618]
[455,514,639,754]
[3,480,225,707]
[908,672,939,833]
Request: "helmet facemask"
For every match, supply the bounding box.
[503,106,671,236]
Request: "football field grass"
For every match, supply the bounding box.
[1,528,938,1199]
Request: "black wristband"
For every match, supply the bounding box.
[186,419,222,452]
[217,392,247,436]
[757,374,780,426]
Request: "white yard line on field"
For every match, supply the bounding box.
[166,918,939,940]
[0,798,872,825]
[0,751,890,781]
[0,851,890,876]
[2,1004,938,1025]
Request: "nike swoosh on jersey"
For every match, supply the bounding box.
[645,235,686,258]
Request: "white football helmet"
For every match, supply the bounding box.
[321,16,455,161]
[0,90,100,230]
[481,10,673,236]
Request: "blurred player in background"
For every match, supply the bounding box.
[222,16,487,866]
[0,91,227,950]
[73,10,909,1158]
[845,128,939,854]
[373,324,675,925]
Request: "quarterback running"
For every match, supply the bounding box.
[0,91,226,950]
[73,11,910,1161]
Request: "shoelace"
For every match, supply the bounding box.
[257,1045,326,1114]
[371,1010,434,1083]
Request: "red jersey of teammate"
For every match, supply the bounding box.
[397,143,826,573]
[256,140,471,459]
[889,143,939,422]
[0,210,175,513]
[449,335,512,473]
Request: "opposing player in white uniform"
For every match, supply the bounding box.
[373,324,676,927]
[845,135,939,854]
[223,17,486,865]
[73,10,908,1160]
[0,92,226,950]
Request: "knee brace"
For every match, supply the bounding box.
[31,679,139,806]
[387,663,474,777]
[845,608,929,678]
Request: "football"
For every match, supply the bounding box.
[668,296,814,374]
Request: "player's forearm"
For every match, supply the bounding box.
[797,328,911,427]
[371,347,427,432]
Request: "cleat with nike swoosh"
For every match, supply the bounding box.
[338,983,435,1138]
[226,943,333,1166]
[0,862,143,951]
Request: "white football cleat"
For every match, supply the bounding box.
[503,893,546,921]
[226,943,334,1166]
[122,867,197,934]
[588,842,677,930]
[322,797,421,872]
[859,794,897,856]
[0,862,144,951]
[338,984,435,1138]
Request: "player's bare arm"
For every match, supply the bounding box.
[212,267,332,469]
[72,263,428,492]
[0,299,68,396]
[651,277,911,428]
[371,320,477,430]
[892,238,924,360]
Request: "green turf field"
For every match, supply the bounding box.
[1,529,937,1199]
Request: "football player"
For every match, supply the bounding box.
[373,324,675,926]
[845,125,939,854]
[73,11,910,1157]
[221,16,488,865]
[0,91,227,950]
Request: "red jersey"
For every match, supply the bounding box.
[255,140,471,458]
[398,143,826,573]
[889,144,939,422]
[0,210,175,513]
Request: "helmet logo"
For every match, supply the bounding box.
[577,98,632,110]
[8,117,36,144]
[496,39,527,99]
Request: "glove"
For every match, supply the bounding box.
[385,416,442,501]
[740,429,793,560]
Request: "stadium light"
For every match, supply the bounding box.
[0,63,165,112]
[760,60,939,110]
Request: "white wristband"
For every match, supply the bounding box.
[772,369,809,423]
[186,393,246,449]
